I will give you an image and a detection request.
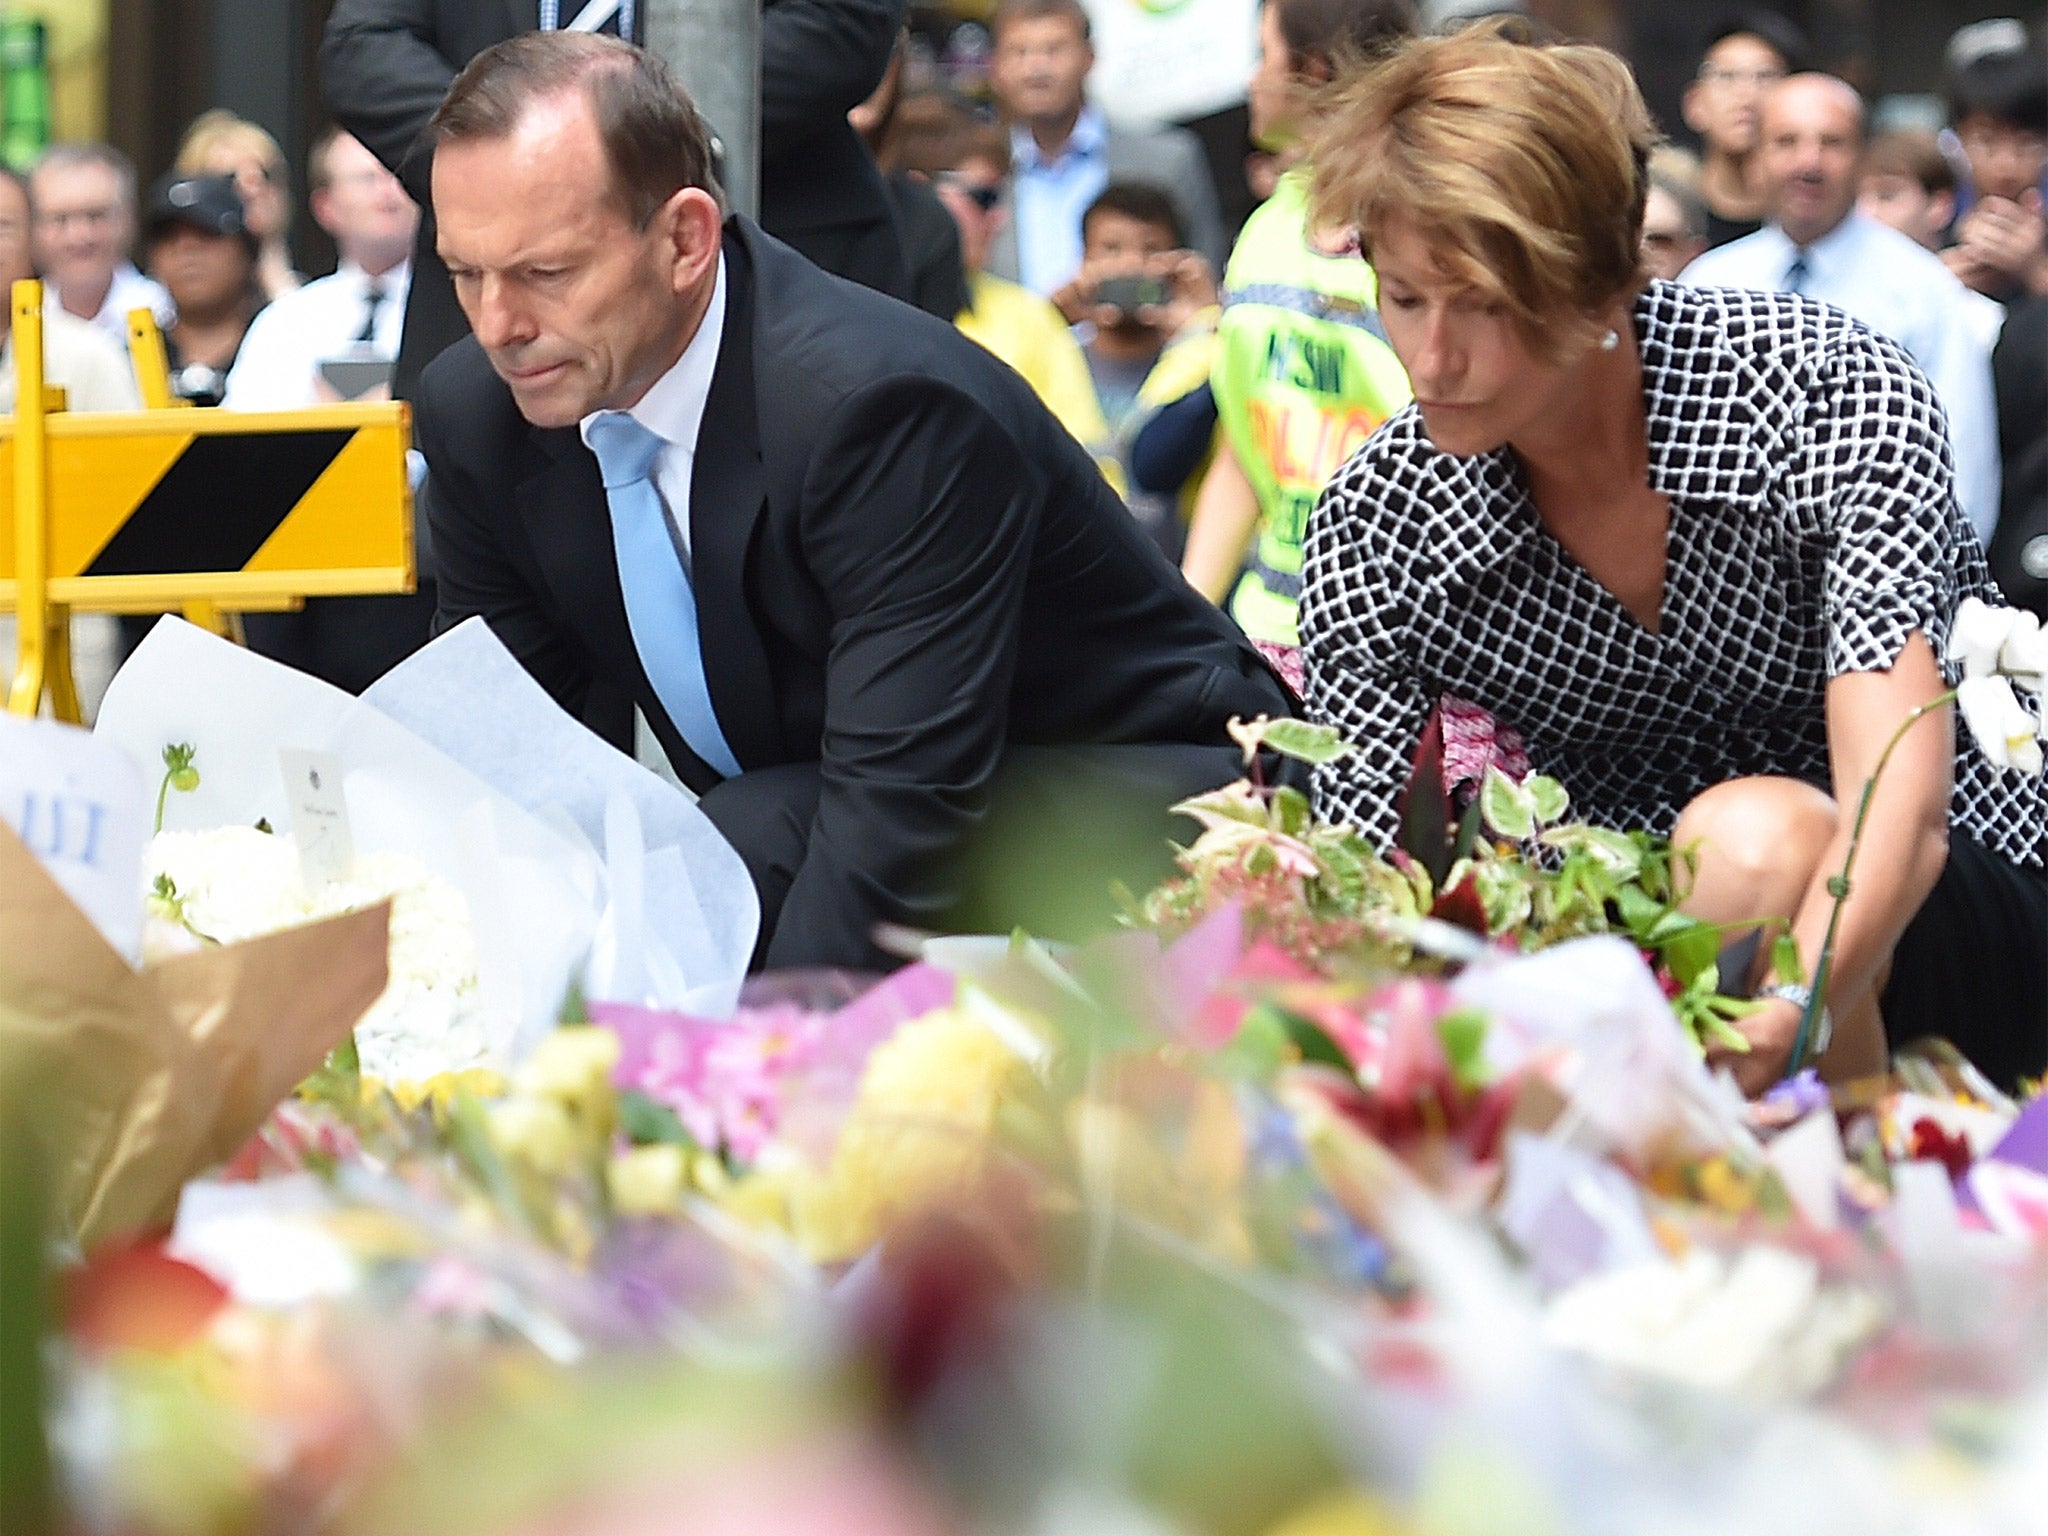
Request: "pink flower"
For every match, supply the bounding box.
[1440,695,1530,795]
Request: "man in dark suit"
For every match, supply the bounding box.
[418,33,1291,971]
[320,0,912,401]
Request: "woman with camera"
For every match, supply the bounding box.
[1299,22,2047,1093]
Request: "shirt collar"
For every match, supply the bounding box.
[336,257,410,293]
[1010,106,1106,172]
[1756,210,1873,291]
[579,252,725,457]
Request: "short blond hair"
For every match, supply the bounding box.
[1307,18,1657,359]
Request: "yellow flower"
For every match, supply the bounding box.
[607,1143,689,1217]
[485,1096,577,1180]
[790,1006,1032,1263]
[1262,1489,1410,1536]
[516,1025,620,1103]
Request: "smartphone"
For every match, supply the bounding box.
[1094,274,1169,316]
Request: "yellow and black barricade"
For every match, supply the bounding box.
[2,278,414,719]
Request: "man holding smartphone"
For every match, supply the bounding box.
[1064,183,1217,437]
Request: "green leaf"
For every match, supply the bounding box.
[1257,718,1356,766]
[1271,785,1312,837]
[1524,775,1570,826]
[1215,1004,1290,1081]
[1313,835,1369,911]
[1479,766,1535,840]
[1539,824,1644,879]
[617,1090,698,1149]
[1771,932,1806,987]
[1612,883,1666,938]
[1659,921,1722,989]
[1278,1009,1352,1073]
[1436,1008,1491,1091]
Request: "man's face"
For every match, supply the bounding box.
[1082,207,1174,275]
[0,179,33,293]
[1757,76,1863,247]
[989,15,1092,129]
[935,155,1006,274]
[30,160,130,298]
[1857,171,1947,249]
[1955,112,2048,204]
[434,91,719,429]
[1639,185,1704,280]
[313,132,418,273]
[146,225,252,312]
[1682,34,1788,158]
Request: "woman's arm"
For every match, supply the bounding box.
[1725,632,1954,1090]
[1182,437,1261,604]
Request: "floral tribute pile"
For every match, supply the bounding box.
[14,600,2048,1536]
[21,761,2048,1536]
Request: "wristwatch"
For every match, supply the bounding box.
[1761,981,1832,1066]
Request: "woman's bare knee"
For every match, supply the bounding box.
[1673,776,1837,924]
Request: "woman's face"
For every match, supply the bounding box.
[1371,214,1579,458]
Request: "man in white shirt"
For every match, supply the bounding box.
[0,167,138,414]
[29,143,174,348]
[224,130,417,410]
[1683,74,2002,547]
[236,128,430,692]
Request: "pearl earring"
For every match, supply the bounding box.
[1599,328,1620,351]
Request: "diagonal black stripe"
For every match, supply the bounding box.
[84,430,354,576]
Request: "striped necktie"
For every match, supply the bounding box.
[1784,251,1810,294]
[583,410,741,778]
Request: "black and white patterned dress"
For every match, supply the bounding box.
[1301,280,2046,872]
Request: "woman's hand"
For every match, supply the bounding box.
[1707,995,1805,1097]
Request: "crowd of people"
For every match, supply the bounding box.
[3,2,2044,1091]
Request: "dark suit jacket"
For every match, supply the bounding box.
[417,219,1291,966]
[319,0,909,400]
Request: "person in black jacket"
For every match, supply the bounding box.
[319,0,912,401]
[419,33,1290,970]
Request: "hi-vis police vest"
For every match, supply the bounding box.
[1211,170,1411,645]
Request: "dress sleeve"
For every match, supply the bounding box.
[1298,451,1433,849]
[1806,327,1966,678]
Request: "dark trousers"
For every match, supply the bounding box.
[243,584,439,696]
[696,742,1246,971]
[1882,829,2048,1091]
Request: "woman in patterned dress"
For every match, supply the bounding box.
[1297,21,2047,1094]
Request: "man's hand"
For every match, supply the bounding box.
[1049,271,1094,326]
[1136,250,1220,338]
[1950,190,2048,297]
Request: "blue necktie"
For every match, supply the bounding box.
[1784,252,1810,294]
[584,411,742,779]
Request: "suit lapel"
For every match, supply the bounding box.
[688,225,779,769]
[511,427,723,791]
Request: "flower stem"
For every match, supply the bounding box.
[1788,689,1956,1076]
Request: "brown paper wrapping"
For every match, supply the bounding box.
[0,822,389,1246]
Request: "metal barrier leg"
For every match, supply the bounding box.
[44,605,80,723]
[5,609,43,715]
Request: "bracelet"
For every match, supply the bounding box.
[1762,981,1833,1068]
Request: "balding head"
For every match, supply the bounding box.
[1757,72,1865,246]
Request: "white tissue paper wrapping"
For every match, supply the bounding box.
[95,617,756,1074]
[364,617,756,1018]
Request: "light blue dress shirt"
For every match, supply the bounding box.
[1682,212,2002,546]
[1010,107,1110,297]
